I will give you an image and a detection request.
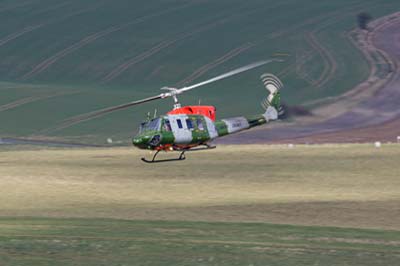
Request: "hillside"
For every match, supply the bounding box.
[0,0,399,144]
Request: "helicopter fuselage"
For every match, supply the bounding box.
[132,105,277,151]
[131,70,283,163]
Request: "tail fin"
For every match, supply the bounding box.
[260,73,284,117]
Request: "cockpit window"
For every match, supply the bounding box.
[163,119,172,132]
[139,118,161,133]
[196,118,204,130]
[186,119,193,130]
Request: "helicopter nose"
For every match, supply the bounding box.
[132,134,161,148]
[132,135,151,147]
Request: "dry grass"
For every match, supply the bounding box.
[0,144,399,229]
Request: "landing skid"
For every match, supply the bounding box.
[141,144,216,163]
[141,150,186,163]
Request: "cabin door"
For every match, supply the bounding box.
[168,115,193,144]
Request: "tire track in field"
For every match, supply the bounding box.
[0,91,80,112]
[275,2,376,88]
[101,1,288,83]
[100,38,181,83]
[0,96,44,112]
[101,16,241,83]
[304,32,334,87]
[300,2,383,88]
[277,51,315,80]
[19,4,196,81]
[266,8,351,82]
[286,3,396,103]
[0,25,43,47]
[0,4,102,48]
[303,7,363,88]
[174,43,255,87]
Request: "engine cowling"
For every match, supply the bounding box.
[167,106,216,121]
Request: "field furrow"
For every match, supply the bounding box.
[20,3,196,80]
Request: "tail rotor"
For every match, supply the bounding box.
[260,73,284,117]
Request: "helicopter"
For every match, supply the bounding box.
[61,60,285,163]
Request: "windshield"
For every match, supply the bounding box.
[138,118,161,134]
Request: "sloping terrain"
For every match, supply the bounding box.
[1,0,400,144]
[218,11,400,144]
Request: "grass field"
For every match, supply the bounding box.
[1,144,400,265]
[1,0,400,143]
[1,144,400,229]
[1,218,400,266]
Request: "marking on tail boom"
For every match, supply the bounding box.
[221,117,250,134]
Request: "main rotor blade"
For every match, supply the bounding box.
[178,59,279,93]
[62,94,163,125]
[52,59,281,130]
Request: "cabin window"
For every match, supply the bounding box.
[197,118,204,130]
[186,119,193,130]
[177,119,183,129]
[164,119,171,132]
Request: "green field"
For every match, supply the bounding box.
[1,144,400,265]
[1,0,400,143]
[1,218,400,266]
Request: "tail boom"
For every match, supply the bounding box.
[212,73,283,138]
[213,106,278,137]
